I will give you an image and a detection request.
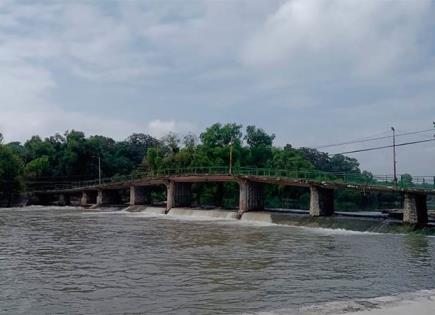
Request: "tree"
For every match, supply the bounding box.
[244,126,275,167]
[200,123,242,147]
[24,136,54,162]
[183,134,197,150]
[245,125,275,147]
[401,173,413,185]
[125,133,160,165]
[24,156,50,177]
[267,147,313,170]
[299,147,331,171]
[161,132,180,155]
[299,147,361,174]
[0,144,24,205]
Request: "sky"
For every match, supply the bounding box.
[0,0,434,175]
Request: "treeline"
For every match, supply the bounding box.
[0,123,399,209]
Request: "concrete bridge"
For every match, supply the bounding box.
[30,167,435,227]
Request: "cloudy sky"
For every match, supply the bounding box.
[0,0,434,175]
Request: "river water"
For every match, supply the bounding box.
[1,206,434,314]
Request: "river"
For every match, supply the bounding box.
[1,206,434,314]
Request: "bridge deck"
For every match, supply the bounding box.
[33,174,435,195]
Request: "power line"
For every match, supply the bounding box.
[333,138,435,155]
[316,128,434,149]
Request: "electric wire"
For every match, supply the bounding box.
[333,138,435,155]
[316,128,434,149]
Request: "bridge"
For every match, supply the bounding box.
[30,167,435,227]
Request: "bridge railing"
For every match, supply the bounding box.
[27,167,435,192]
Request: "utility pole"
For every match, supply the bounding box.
[98,156,101,185]
[93,155,102,185]
[391,127,397,186]
[229,139,234,175]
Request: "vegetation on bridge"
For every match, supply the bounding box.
[0,124,416,209]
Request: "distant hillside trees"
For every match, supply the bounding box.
[0,123,400,210]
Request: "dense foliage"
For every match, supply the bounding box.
[0,124,404,209]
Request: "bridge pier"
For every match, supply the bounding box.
[130,186,152,206]
[80,191,97,206]
[403,193,428,226]
[309,186,334,216]
[166,182,192,211]
[58,194,70,206]
[238,180,264,217]
[97,189,122,205]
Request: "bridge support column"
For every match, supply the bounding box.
[309,186,334,216]
[58,194,70,206]
[81,192,87,206]
[80,191,97,206]
[166,182,192,212]
[130,186,152,206]
[238,180,264,217]
[403,193,428,227]
[97,189,121,206]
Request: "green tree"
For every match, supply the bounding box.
[244,126,275,167]
[24,156,50,177]
[200,123,242,147]
[0,144,24,205]
[401,173,413,185]
[24,136,54,162]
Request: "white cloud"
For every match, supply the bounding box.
[0,106,198,143]
[241,0,431,78]
[146,119,196,138]
[0,0,434,175]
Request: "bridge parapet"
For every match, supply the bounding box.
[28,167,435,195]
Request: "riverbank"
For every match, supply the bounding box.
[255,290,435,314]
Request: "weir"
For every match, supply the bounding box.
[33,168,435,228]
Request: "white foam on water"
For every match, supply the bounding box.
[295,226,383,236]
[124,206,167,217]
[239,212,383,234]
[246,289,435,315]
[241,212,273,223]
[7,206,433,237]
[167,208,239,221]
[0,205,82,212]
[238,212,279,227]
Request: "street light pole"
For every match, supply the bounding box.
[93,155,102,185]
[229,139,234,175]
[391,127,397,185]
[98,156,101,185]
